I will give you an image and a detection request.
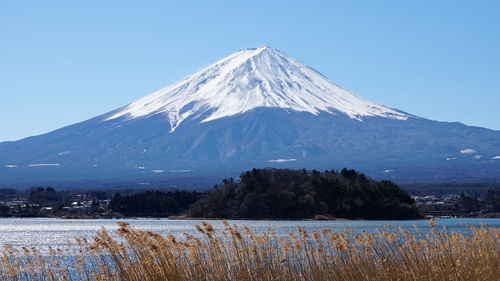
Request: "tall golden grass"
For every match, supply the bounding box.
[0,220,498,281]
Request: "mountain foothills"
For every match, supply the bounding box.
[1,46,500,187]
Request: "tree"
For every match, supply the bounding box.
[0,205,10,216]
[27,187,62,205]
[108,190,200,217]
[188,168,420,220]
[458,193,480,213]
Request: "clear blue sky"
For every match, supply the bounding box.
[1,0,499,141]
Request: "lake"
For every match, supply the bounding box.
[0,217,498,251]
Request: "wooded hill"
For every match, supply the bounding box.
[187,168,420,219]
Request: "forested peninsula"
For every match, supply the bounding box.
[2,168,421,220]
[186,168,420,220]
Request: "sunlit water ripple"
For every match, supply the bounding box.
[0,218,498,252]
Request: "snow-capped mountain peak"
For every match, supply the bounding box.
[106,46,408,132]
[2,46,500,186]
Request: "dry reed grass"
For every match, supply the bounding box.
[0,220,498,281]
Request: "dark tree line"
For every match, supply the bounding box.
[28,187,62,205]
[108,190,201,217]
[187,168,420,220]
[403,182,500,197]
[1,168,426,219]
[456,190,500,213]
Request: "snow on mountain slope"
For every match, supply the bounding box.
[2,46,500,186]
[106,46,409,132]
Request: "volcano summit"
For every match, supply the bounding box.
[106,46,408,131]
[1,46,499,187]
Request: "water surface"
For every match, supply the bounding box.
[0,218,498,250]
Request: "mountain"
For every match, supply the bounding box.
[106,46,408,131]
[1,46,499,188]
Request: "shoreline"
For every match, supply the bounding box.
[2,215,499,220]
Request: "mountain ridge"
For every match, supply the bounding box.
[0,46,499,187]
[105,46,408,132]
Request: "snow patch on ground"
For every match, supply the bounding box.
[267,158,297,163]
[460,149,477,154]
